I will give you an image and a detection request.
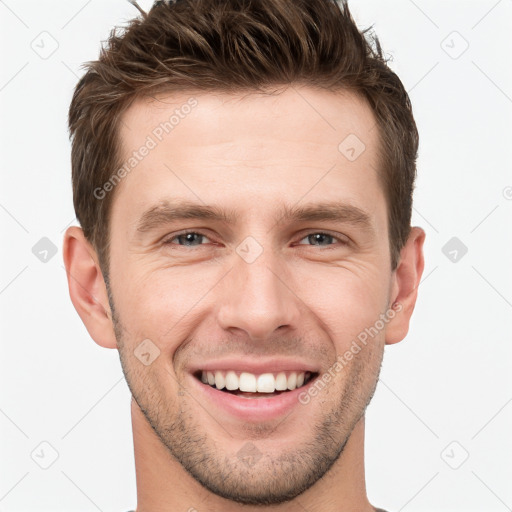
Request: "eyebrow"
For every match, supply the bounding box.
[135,199,374,236]
[136,201,238,233]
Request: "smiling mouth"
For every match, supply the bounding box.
[193,370,319,399]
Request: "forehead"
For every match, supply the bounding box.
[113,86,383,228]
[119,86,378,160]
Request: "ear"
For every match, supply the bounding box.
[62,226,117,349]
[385,226,425,345]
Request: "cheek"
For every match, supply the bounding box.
[113,265,222,346]
[293,263,388,341]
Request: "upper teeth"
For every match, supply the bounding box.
[200,370,310,393]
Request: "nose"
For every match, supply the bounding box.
[217,246,301,342]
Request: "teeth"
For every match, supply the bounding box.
[225,371,238,391]
[287,372,296,390]
[275,372,288,390]
[214,371,225,390]
[257,373,275,393]
[239,372,257,392]
[200,370,312,393]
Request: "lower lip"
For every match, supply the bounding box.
[188,374,316,422]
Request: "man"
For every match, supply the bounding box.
[63,0,425,510]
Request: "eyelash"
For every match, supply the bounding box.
[162,230,349,249]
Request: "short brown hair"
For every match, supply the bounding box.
[68,0,418,277]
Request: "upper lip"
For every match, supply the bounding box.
[188,358,320,376]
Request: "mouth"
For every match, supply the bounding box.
[192,369,318,398]
[189,368,320,422]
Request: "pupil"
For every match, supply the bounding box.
[181,233,200,245]
[310,233,330,245]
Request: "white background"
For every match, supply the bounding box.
[1,0,511,511]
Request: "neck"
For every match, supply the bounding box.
[131,398,374,512]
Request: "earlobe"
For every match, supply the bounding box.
[62,226,118,349]
[385,226,425,345]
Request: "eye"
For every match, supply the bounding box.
[296,232,349,247]
[161,230,349,249]
[163,231,212,247]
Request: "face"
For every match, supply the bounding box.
[106,86,395,505]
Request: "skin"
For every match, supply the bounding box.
[63,85,425,512]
